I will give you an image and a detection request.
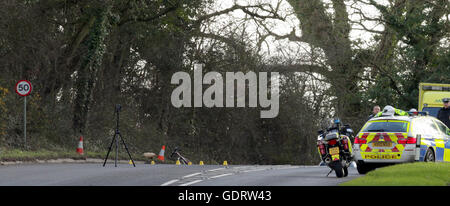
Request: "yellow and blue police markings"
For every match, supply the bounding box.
[445,140,450,162]
[418,137,450,162]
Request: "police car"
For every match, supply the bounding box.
[353,108,450,174]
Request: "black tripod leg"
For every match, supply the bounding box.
[118,133,136,167]
[103,133,117,167]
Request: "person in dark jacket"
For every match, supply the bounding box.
[437,98,450,128]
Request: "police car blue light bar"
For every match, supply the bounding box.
[407,111,428,116]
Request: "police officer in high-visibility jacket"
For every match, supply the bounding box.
[375,105,409,117]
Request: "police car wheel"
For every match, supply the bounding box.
[424,148,435,162]
[356,162,373,174]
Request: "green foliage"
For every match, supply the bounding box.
[0,0,448,165]
[73,2,113,135]
[362,0,449,111]
[0,87,8,138]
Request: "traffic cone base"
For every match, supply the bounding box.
[76,136,84,155]
[157,145,165,161]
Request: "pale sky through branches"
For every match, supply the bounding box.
[205,0,386,61]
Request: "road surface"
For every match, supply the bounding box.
[0,163,360,186]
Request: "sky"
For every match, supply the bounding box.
[205,0,385,61]
[197,0,391,116]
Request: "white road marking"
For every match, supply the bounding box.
[274,166,301,170]
[165,165,310,186]
[207,168,226,172]
[242,168,267,173]
[232,166,253,169]
[182,172,202,179]
[179,179,203,186]
[209,173,233,179]
[160,179,179,186]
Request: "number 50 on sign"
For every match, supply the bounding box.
[15,80,32,96]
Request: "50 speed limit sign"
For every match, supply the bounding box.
[15,80,32,96]
[15,80,32,150]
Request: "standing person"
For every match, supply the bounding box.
[437,98,450,128]
[368,105,381,120]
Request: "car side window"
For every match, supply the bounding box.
[434,119,450,136]
[419,118,440,136]
[411,119,424,136]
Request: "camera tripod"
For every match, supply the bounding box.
[103,104,135,167]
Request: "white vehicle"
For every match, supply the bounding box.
[353,112,450,174]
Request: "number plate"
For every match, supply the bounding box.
[373,142,392,147]
[329,147,339,155]
[332,154,340,161]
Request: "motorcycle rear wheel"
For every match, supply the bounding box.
[333,163,344,178]
[343,166,348,177]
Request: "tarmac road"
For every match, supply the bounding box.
[0,163,360,186]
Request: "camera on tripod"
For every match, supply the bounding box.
[103,104,135,167]
[115,104,122,112]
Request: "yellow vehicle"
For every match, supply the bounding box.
[353,112,450,174]
[418,83,450,117]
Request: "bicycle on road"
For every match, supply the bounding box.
[170,147,190,165]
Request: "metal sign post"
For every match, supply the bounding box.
[15,80,32,150]
[24,95,26,148]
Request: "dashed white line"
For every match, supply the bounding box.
[182,172,202,179]
[273,166,301,170]
[163,166,306,186]
[210,173,233,179]
[242,168,267,173]
[179,179,203,186]
[160,179,179,186]
[207,168,226,172]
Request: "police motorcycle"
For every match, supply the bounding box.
[316,118,354,178]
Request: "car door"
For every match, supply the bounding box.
[418,118,440,140]
[419,118,443,160]
[433,119,450,162]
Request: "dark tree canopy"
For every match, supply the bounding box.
[0,0,448,165]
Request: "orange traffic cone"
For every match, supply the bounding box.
[76,136,84,155]
[157,145,165,161]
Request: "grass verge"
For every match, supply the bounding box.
[0,148,146,162]
[0,148,228,165]
[341,162,450,186]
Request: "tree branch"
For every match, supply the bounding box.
[195,3,285,24]
[118,4,179,26]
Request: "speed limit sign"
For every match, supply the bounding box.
[15,80,32,96]
[15,80,32,149]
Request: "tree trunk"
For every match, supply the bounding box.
[73,6,110,136]
[287,0,360,120]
